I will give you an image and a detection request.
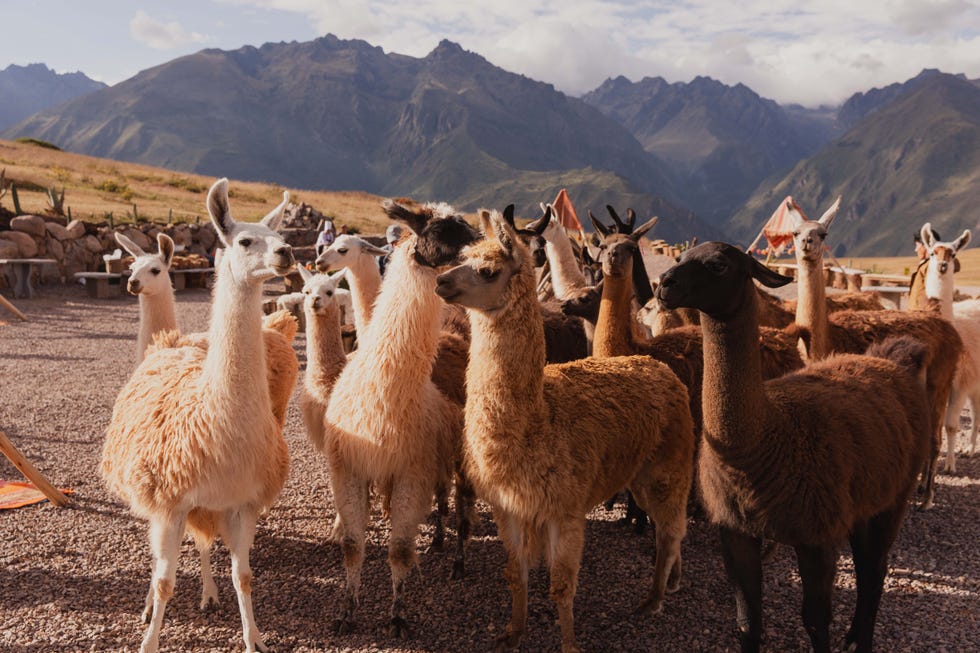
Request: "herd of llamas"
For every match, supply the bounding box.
[98,179,976,653]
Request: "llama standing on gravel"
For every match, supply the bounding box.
[918,223,977,472]
[657,242,930,653]
[789,201,962,509]
[322,200,478,638]
[436,208,694,653]
[116,232,177,364]
[101,179,295,653]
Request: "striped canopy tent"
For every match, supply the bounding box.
[746,196,809,261]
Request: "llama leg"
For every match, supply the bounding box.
[944,386,968,473]
[632,477,687,608]
[718,527,763,653]
[846,505,906,653]
[222,506,268,653]
[625,491,649,536]
[332,470,370,635]
[140,513,186,653]
[546,519,586,653]
[429,481,448,552]
[196,539,219,611]
[386,478,429,638]
[494,509,529,652]
[794,544,838,653]
[452,470,476,580]
[970,394,980,455]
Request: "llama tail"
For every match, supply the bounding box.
[865,336,929,388]
[263,309,299,343]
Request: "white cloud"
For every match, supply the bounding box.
[215,0,980,106]
[130,10,208,50]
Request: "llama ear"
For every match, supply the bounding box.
[260,191,289,231]
[524,205,551,235]
[750,255,794,288]
[921,223,936,249]
[115,231,146,258]
[630,216,658,242]
[297,264,314,282]
[954,229,971,253]
[331,267,348,284]
[157,233,175,268]
[382,199,428,235]
[501,204,516,227]
[359,240,389,257]
[479,209,496,238]
[606,205,628,233]
[589,209,611,239]
[787,198,805,228]
[490,210,516,256]
[625,208,637,232]
[818,196,841,229]
[207,178,235,242]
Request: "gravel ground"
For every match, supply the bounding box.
[1,283,978,653]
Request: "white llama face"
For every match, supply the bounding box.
[315,235,386,272]
[207,178,295,282]
[791,221,828,263]
[116,232,174,296]
[302,268,347,315]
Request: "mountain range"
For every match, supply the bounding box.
[0,64,105,131]
[4,37,979,253]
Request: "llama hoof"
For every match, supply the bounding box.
[633,597,663,616]
[492,628,524,652]
[918,498,935,511]
[561,643,583,653]
[247,640,271,653]
[427,537,445,553]
[388,616,411,638]
[332,617,356,635]
[450,559,465,581]
[200,594,219,612]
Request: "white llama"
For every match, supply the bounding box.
[115,232,177,364]
[101,178,295,653]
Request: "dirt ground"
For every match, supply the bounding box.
[0,282,978,652]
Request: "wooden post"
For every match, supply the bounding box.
[0,293,27,321]
[0,430,69,506]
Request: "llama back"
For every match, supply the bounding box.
[540,355,693,512]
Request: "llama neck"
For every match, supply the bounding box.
[355,244,442,387]
[304,304,347,394]
[347,257,382,332]
[700,284,768,451]
[466,262,546,437]
[593,272,636,357]
[545,235,587,300]
[200,258,269,408]
[923,260,954,319]
[136,287,177,362]
[794,257,829,360]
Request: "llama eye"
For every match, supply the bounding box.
[151,268,161,275]
[239,238,252,248]
[326,290,333,296]
[479,268,499,281]
[337,248,348,254]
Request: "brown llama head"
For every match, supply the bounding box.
[502,204,548,268]
[436,207,528,313]
[657,242,792,319]
[382,198,480,269]
[589,205,657,279]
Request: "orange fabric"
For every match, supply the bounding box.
[0,480,73,509]
[552,189,583,232]
[762,196,808,254]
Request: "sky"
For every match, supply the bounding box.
[3,0,980,107]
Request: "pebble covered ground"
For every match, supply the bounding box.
[1,283,978,652]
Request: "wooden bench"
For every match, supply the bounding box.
[0,258,58,299]
[170,267,214,291]
[74,271,127,299]
[860,272,909,288]
[860,284,908,310]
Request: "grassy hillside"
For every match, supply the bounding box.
[0,138,392,232]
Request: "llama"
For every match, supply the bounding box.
[116,232,177,364]
[525,203,589,301]
[789,204,963,509]
[436,208,694,653]
[657,241,930,653]
[315,234,387,332]
[918,223,977,472]
[101,179,295,653]
[322,200,478,637]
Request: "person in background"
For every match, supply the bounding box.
[316,217,336,257]
[908,226,958,310]
[378,223,403,277]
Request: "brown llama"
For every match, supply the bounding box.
[658,241,930,653]
[436,207,694,653]
[789,203,963,508]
